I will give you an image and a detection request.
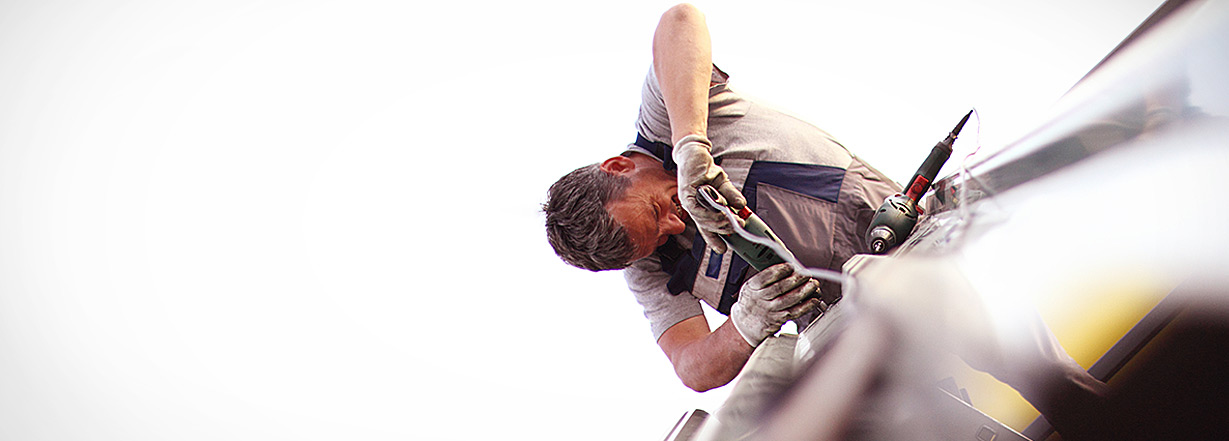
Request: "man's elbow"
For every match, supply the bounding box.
[661,3,704,24]
[677,368,731,392]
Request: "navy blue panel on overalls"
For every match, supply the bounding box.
[630,133,678,172]
[632,134,708,297]
[714,161,846,315]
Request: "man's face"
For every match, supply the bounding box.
[604,158,689,263]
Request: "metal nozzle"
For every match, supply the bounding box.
[945,110,973,144]
[868,226,896,254]
[952,110,972,136]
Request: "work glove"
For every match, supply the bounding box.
[674,134,747,254]
[730,263,822,347]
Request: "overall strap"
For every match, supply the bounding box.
[632,133,678,171]
[656,235,705,297]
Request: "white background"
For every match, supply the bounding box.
[0,0,1162,439]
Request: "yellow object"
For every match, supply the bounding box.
[953,269,1177,430]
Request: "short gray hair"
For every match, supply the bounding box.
[543,164,635,271]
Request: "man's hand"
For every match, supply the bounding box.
[675,134,747,254]
[731,263,822,347]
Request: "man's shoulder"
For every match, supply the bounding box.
[624,253,665,282]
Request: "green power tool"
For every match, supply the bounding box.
[698,184,844,313]
[696,185,791,272]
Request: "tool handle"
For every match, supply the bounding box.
[698,185,788,271]
[904,141,953,201]
[903,110,972,202]
[725,215,788,271]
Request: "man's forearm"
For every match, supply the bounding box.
[652,4,712,144]
[665,317,755,391]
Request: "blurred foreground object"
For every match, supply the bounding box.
[665,0,1229,439]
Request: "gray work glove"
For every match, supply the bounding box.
[674,134,747,254]
[730,263,822,347]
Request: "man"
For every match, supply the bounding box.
[543,4,899,391]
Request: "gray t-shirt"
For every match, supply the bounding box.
[624,65,900,341]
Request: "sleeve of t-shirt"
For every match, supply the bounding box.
[624,255,704,341]
[634,64,732,146]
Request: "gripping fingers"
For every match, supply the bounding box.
[768,278,819,310]
[785,298,822,320]
[688,205,732,233]
[681,190,733,234]
[700,230,728,255]
[747,263,795,290]
[714,180,747,211]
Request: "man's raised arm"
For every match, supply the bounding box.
[652,3,712,145]
[653,4,747,256]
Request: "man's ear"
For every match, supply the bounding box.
[599,156,636,175]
